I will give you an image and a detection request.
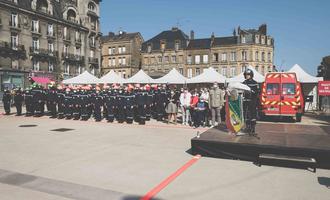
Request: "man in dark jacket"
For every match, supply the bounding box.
[13,88,24,116]
[242,69,259,135]
[2,89,12,115]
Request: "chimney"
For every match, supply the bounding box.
[258,24,267,35]
[190,30,194,40]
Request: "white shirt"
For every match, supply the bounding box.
[180,92,192,107]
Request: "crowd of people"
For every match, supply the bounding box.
[1,83,226,128]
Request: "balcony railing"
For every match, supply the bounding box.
[63,34,71,41]
[29,47,58,57]
[62,52,84,61]
[88,57,98,64]
[0,41,25,51]
[0,41,26,59]
[9,21,20,29]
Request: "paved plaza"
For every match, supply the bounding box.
[0,108,329,200]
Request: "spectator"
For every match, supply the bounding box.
[209,83,225,127]
[165,90,178,124]
[179,88,191,125]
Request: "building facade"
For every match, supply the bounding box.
[140,24,274,78]
[0,0,102,91]
[141,27,189,78]
[101,31,143,78]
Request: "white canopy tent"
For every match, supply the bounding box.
[187,67,227,84]
[154,68,187,84]
[62,71,100,84]
[288,64,323,83]
[228,65,265,83]
[99,70,125,84]
[125,69,155,84]
[288,64,323,111]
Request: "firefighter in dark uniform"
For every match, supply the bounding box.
[72,90,81,120]
[64,88,73,119]
[155,85,168,121]
[105,89,116,122]
[80,89,91,120]
[24,89,34,116]
[91,89,103,122]
[57,87,66,119]
[116,89,125,123]
[135,87,148,125]
[2,89,12,115]
[145,85,153,121]
[33,87,46,117]
[124,87,135,124]
[13,88,24,116]
[242,69,259,135]
[47,87,58,118]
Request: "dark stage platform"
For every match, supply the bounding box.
[191,123,330,169]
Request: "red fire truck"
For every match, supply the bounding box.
[260,72,304,122]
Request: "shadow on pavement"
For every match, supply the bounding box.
[121,195,163,200]
[318,177,330,189]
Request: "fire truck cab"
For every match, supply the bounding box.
[260,72,304,122]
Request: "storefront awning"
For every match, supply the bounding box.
[31,77,52,84]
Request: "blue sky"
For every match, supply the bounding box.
[100,0,330,75]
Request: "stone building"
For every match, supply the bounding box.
[101,31,143,78]
[0,0,102,91]
[140,24,274,78]
[141,27,189,78]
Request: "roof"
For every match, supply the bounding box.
[101,32,142,43]
[141,28,189,52]
[186,38,211,50]
[213,36,238,46]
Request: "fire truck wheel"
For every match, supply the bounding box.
[295,113,302,122]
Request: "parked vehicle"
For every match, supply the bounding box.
[260,72,304,122]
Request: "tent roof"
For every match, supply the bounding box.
[125,69,154,84]
[288,64,323,83]
[62,71,100,84]
[154,68,187,84]
[228,65,265,83]
[99,70,125,84]
[187,67,227,84]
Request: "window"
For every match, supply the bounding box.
[268,52,272,62]
[33,59,39,71]
[178,68,183,75]
[63,27,67,38]
[203,55,208,64]
[122,57,126,65]
[231,52,236,61]
[109,57,116,66]
[11,13,18,27]
[242,51,247,61]
[48,61,54,72]
[160,42,165,51]
[147,44,152,53]
[64,63,70,74]
[230,66,236,77]
[171,55,176,63]
[187,68,193,78]
[32,20,39,32]
[48,24,54,36]
[241,66,246,73]
[122,46,126,53]
[75,47,81,57]
[175,41,180,51]
[261,36,265,44]
[158,56,162,63]
[266,83,279,95]
[90,50,94,58]
[48,42,54,53]
[164,56,169,63]
[78,65,82,74]
[221,53,227,61]
[196,68,201,76]
[262,52,265,61]
[213,53,219,62]
[195,55,200,64]
[118,47,122,54]
[267,38,271,45]
[63,45,68,54]
[241,35,246,43]
[221,67,227,76]
[32,38,39,51]
[11,33,18,50]
[255,35,259,43]
[108,47,112,55]
[255,51,259,61]
[187,55,192,64]
[282,83,296,95]
[88,2,96,11]
[90,36,95,47]
[75,31,80,41]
